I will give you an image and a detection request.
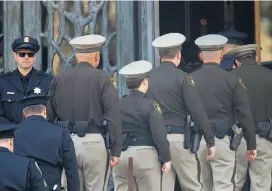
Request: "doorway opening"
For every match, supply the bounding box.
[159,1,255,44]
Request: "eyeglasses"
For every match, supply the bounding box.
[17,52,35,58]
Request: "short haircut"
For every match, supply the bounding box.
[201,50,222,60]
[159,49,180,59]
[23,104,46,115]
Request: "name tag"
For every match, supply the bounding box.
[7,92,15,95]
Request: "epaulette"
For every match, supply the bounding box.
[122,95,128,98]
[37,71,54,77]
[0,71,13,77]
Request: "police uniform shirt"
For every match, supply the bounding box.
[14,96,79,191]
[0,36,53,124]
[193,35,256,150]
[146,33,214,146]
[47,35,122,157]
[229,45,272,127]
[119,60,171,162]
[0,125,48,191]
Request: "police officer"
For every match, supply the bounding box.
[217,29,248,71]
[228,45,272,191]
[14,95,79,191]
[46,34,122,191]
[0,36,53,124]
[0,124,49,191]
[146,33,216,191]
[113,60,171,191]
[193,34,257,191]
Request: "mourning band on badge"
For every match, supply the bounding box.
[187,76,196,87]
[153,102,162,115]
[239,78,247,90]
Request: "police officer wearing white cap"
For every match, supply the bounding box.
[193,34,257,191]
[113,60,171,191]
[228,44,272,191]
[47,34,122,191]
[146,33,216,191]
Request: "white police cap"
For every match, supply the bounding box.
[195,34,228,51]
[119,60,152,79]
[69,34,106,53]
[152,33,186,51]
[227,44,258,60]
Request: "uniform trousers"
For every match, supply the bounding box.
[162,134,202,191]
[249,135,272,191]
[112,146,161,191]
[234,137,248,191]
[61,134,108,191]
[198,136,235,191]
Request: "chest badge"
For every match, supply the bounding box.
[33,87,41,95]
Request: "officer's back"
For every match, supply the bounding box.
[0,124,48,191]
[230,49,272,124]
[14,95,79,191]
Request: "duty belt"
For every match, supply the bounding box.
[69,125,102,134]
[129,137,155,147]
[166,125,185,134]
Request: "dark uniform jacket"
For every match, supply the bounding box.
[14,115,79,191]
[232,58,272,130]
[47,62,122,157]
[0,68,53,124]
[121,90,171,162]
[0,147,48,191]
[191,62,256,150]
[146,61,215,146]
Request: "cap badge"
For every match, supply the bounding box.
[33,87,41,95]
[24,37,29,43]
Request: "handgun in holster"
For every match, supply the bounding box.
[184,115,191,149]
[230,124,243,150]
[103,120,111,149]
[190,122,202,153]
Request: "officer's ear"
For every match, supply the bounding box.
[199,52,203,61]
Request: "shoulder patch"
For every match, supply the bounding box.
[110,75,117,89]
[186,75,196,87]
[153,102,163,115]
[239,78,247,90]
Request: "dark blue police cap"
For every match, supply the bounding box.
[11,36,40,52]
[18,95,50,108]
[0,124,17,139]
[218,29,248,45]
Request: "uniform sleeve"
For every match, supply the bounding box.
[149,102,171,162]
[181,75,215,147]
[0,84,12,124]
[26,159,49,191]
[101,76,122,157]
[46,79,57,122]
[233,78,256,150]
[61,129,80,191]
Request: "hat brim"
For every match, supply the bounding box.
[227,44,259,57]
[14,43,39,52]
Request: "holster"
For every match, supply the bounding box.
[190,124,202,153]
[257,121,272,141]
[184,115,191,149]
[230,124,243,150]
[103,121,111,149]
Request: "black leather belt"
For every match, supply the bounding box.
[129,137,155,147]
[166,125,185,134]
[69,125,102,134]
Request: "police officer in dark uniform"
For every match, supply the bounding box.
[0,124,49,191]
[147,33,216,191]
[217,29,248,71]
[193,34,257,191]
[0,36,53,124]
[228,45,272,191]
[113,60,171,191]
[14,95,79,191]
[46,34,122,191]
